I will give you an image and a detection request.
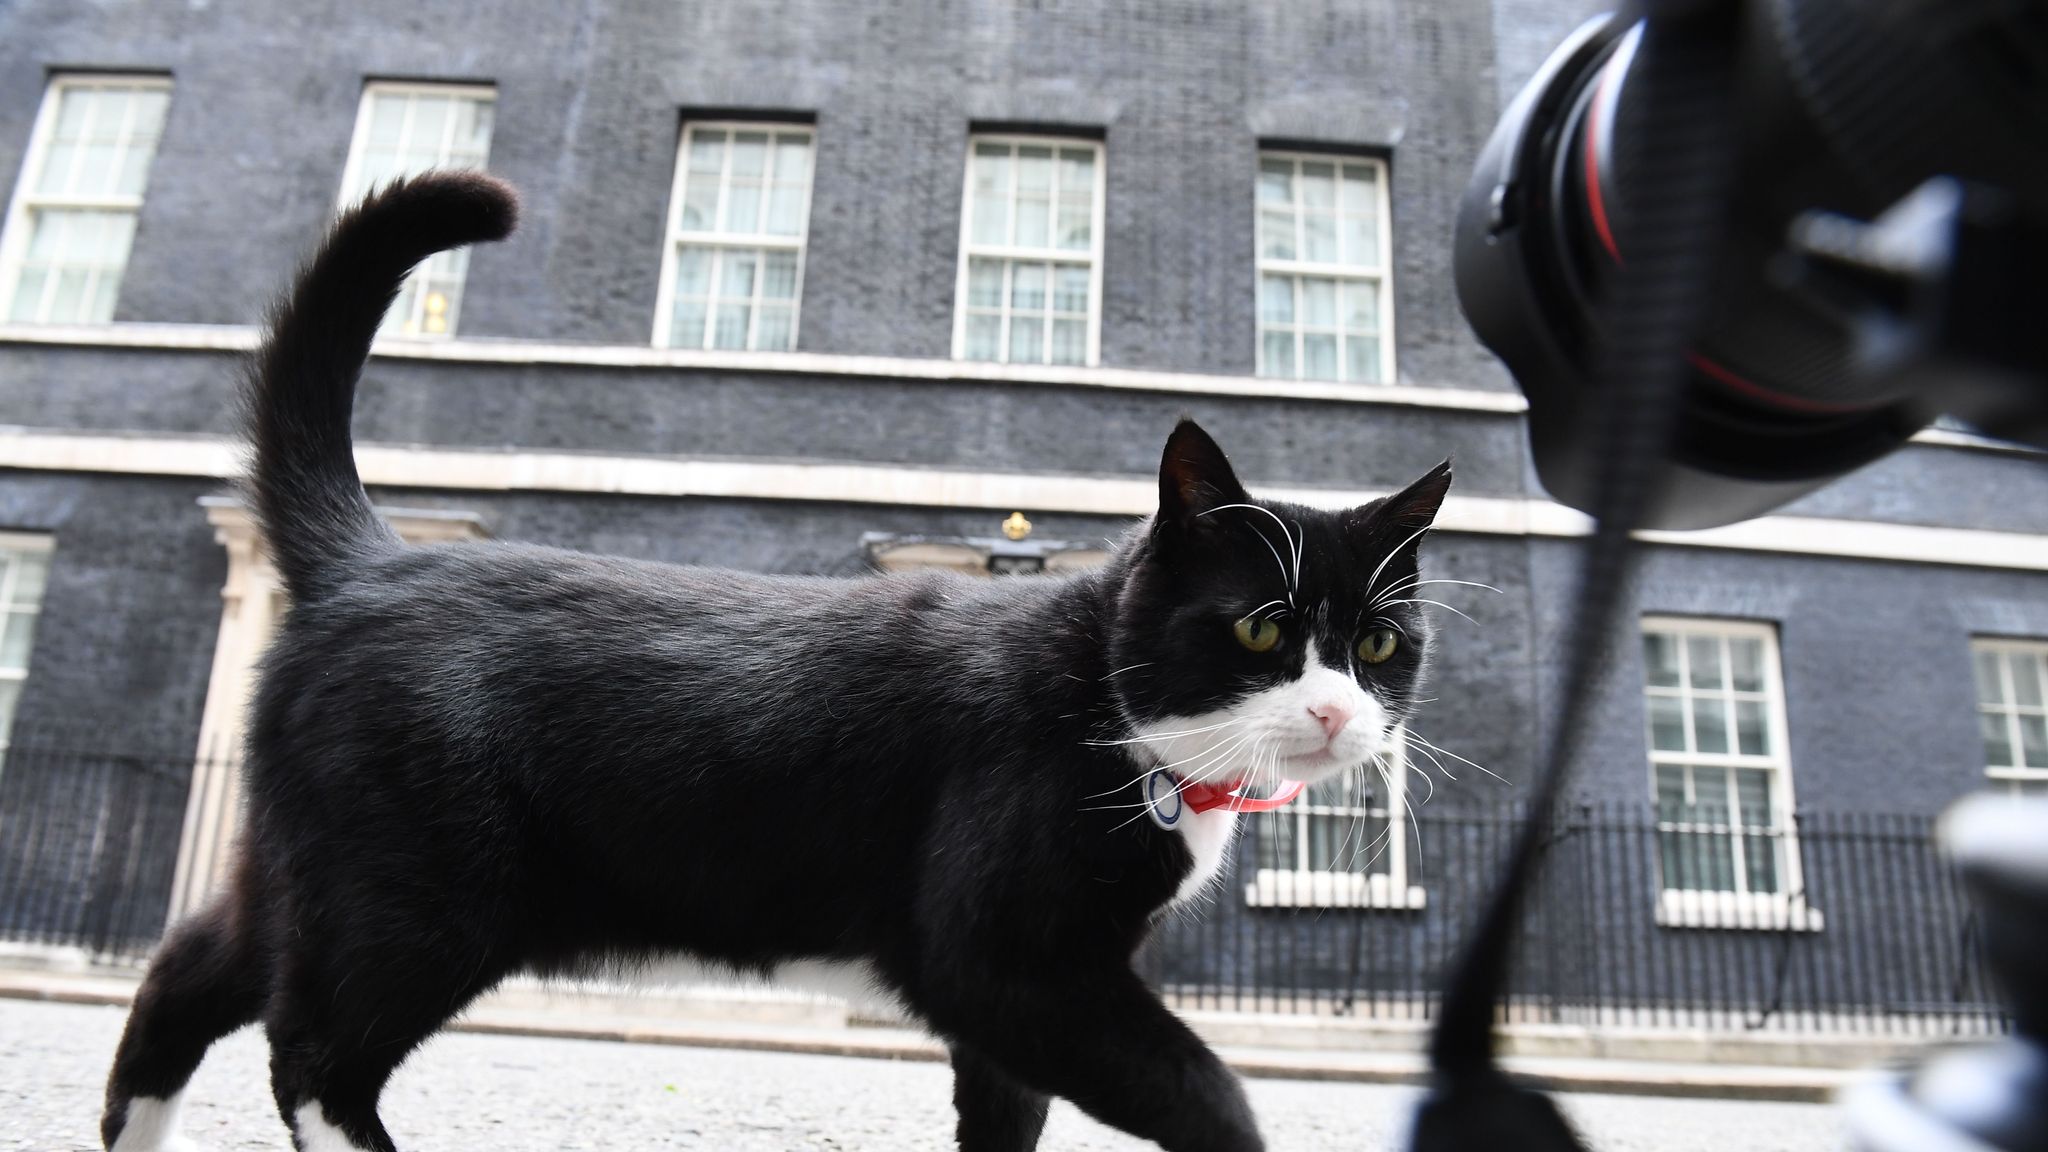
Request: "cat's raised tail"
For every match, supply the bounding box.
[245,170,518,600]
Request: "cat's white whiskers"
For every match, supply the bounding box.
[1373,597,1480,627]
[1100,661,1156,681]
[1360,523,1435,604]
[1405,730,1512,785]
[1401,735,1459,782]
[1377,577,1504,600]
[1081,726,1259,802]
[1198,503,1301,608]
[1083,717,1249,748]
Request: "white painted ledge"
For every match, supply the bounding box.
[1655,890,1826,933]
[0,321,1528,412]
[1244,869,1428,911]
[4,427,2048,572]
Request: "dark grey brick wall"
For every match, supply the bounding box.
[0,474,222,757]
[0,0,1509,386]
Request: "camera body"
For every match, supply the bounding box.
[1455,0,2048,530]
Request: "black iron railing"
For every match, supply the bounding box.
[0,746,2012,1035]
[0,745,190,960]
[1143,803,2009,1036]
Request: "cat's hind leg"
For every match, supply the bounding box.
[952,1042,1052,1152]
[263,920,507,1152]
[102,887,269,1151]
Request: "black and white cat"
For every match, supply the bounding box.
[100,172,1452,1152]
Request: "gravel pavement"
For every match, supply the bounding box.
[4,997,1849,1151]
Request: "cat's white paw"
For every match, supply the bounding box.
[108,1094,208,1152]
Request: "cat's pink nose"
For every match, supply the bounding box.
[1309,703,1353,741]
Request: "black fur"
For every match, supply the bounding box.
[101,171,1451,1152]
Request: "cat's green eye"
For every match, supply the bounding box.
[1358,628,1400,665]
[1234,616,1282,653]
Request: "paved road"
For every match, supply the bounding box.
[5,997,1847,1151]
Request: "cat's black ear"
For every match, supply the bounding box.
[1380,459,1453,536]
[1157,419,1251,528]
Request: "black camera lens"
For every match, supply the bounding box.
[1456,1,2048,529]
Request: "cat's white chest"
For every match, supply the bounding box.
[1170,808,1240,906]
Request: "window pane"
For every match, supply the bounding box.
[967,258,1004,308]
[2012,655,2043,707]
[1258,158,1293,204]
[1300,161,1336,207]
[712,303,749,349]
[1735,699,1768,756]
[1302,334,1338,380]
[1745,833,1781,894]
[1982,711,2015,768]
[672,246,712,297]
[11,552,49,608]
[1303,212,1339,262]
[760,251,799,300]
[1050,319,1086,365]
[49,268,88,322]
[965,314,1001,361]
[1729,637,1766,692]
[1053,266,1089,314]
[688,131,725,173]
[725,176,761,234]
[1259,210,1296,260]
[1975,650,2006,705]
[721,251,758,298]
[730,132,768,178]
[1014,147,1052,248]
[970,146,1010,245]
[0,613,36,668]
[1009,263,1046,312]
[668,298,707,349]
[1259,275,1294,324]
[766,182,806,235]
[1057,150,1094,250]
[1342,211,1377,267]
[754,305,794,351]
[1300,278,1336,326]
[1261,331,1294,378]
[772,136,811,181]
[1344,335,1381,383]
[1686,636,1724,689]
[1693,697,1730,755]
[2022,715,2048,769]
[1342,280,1378,333]
[1643,632,1682,687]
[1648,695,1687,751]
[1691,765,1730,823]
[1654,764,1687,820]
[8,268,45,322]
[1008,316,1043,364]
[1734,767,1774,827]
[0,680,18,743]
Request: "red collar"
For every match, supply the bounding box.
[1178,777,1308,814]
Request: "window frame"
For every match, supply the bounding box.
[950,133,1107,368]
[1973,637,2048,797]
[333,80,498,340]
[0,532,54,754]
[1640,616,1821,931]
[1243,728,1426,910]
[0,73,173,326]
[649,120,817,352]
[1253,149,1397,386]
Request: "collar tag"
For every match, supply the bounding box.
[1145,769,1185,830]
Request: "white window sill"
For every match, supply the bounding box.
[1656,889,1825,932]
[1244,869,1427,911]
